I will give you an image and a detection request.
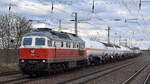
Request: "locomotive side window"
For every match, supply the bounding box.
[66,42,71,48]
[68,42,71,48]
[73,43,76,48]
[54,41,56,47]
[48,40,52,46]
[61,41,63,47]
[35,38,45,45]
[23,38,32,45]
[66,42,68,48]
[77,43,79,48]
[79,43,82,49]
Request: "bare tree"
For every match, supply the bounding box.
[13,15,32,48]
[0,15,11,49]
[0,14,32,63]
[0,14,32,49]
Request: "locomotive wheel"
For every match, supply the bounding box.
[29,74,37,77]
[62,64,66,72]
[55,64,61,73]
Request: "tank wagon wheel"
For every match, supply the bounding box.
[110,55,114,62]
[102,58,106,64]
[98,58,102,65]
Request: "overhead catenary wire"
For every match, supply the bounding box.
[7,0,150,48]
[121,0,149,40]
[120,0,150,47]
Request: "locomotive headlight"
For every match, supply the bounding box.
[21,60,24,62]
[42,60,46,63]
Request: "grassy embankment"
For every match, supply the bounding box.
[0,63,19,73]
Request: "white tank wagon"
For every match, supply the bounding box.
[130,47,142,56]
[82,38,140,65]
[83,39,106,64]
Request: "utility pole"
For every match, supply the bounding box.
[119,35,122,46]
[75,12,78,35]
[51,1,54,13]
[92,0,95,13]
[9,3,11,12]
[114,32,117,45]
[139,0,142,10]
[125,39,128,47]
[131,31,134,47]
[106,26,111,44]
[58,19,61,31]
[8,2,12,49]
[70,12,78,35]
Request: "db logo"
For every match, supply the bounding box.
[31,49,35,53]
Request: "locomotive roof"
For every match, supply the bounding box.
[24,28,84,43]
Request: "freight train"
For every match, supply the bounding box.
[19,28,141,76]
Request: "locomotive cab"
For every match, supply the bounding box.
[20,36,50,59]
[19,36,52,74]
[19,28,87,75]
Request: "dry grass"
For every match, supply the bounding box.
[0,63,19,73]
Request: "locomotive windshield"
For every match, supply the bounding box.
[23,38,32,45]
[35,38,45,45]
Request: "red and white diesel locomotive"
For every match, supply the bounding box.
[19,28,87,75]
[19,28,141,75]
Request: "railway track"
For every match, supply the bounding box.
[0,74,29,84]
[0,56,143,84]
[58,61,137,84]
[0,71,20,77]
[122,64,148,84]
[143,72,150,84]
[0,60,136,84]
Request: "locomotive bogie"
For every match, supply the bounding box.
[19,59,49,75]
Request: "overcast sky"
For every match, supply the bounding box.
[0,0,150,49]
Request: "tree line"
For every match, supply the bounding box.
[0,14,32,49]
